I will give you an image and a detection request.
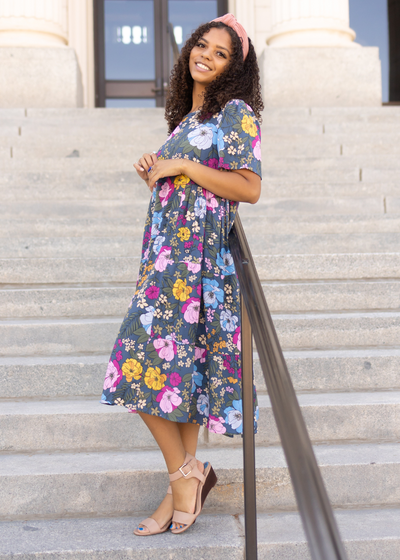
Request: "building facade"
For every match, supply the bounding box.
[0,0,395,108]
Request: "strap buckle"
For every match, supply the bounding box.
[179,462,193,477]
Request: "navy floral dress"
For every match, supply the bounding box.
[101,99,262,436]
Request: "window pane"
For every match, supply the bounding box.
[168,1,218,51]
[106,98,157,107]
[104,0,155,80]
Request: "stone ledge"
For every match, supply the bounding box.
[0,47,83,108]
[260,47,382,107]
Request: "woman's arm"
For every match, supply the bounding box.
[146,158,261,204]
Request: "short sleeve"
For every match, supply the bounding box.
[217,99,262,178]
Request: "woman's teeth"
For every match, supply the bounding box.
[197,63,210,70]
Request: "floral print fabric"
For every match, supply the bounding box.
[101,99,262,436]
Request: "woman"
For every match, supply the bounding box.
[101,13,263,535]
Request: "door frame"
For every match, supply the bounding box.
[94,0,228,107]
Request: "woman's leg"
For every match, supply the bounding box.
[138,412,202,531]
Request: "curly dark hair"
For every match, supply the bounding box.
[165,21,263,134]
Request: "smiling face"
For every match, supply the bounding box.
[189,27,232,89]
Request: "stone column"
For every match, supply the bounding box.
[268,0,355,47]
[0,0,83,107]
[259,0,382,106]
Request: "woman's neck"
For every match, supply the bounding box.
[191,83,206,112]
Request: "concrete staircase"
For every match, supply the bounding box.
[1,105,400,559]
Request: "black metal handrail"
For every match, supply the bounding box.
[229,213,348,560]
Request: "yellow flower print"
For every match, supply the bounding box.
[145,366,167,390]
[122,359,143,382]
[227,376,238,384]
[241,115,257,137]
[177,227,191,242]
[174,174,190,189]
[172,278,193,302]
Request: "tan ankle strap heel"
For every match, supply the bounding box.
[169,452,205,484]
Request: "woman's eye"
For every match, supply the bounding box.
[217,51,226,58]
[197,42,205,48]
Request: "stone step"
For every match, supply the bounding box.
[3,210,400,239]
[2,348,399,400]
[1,443,399,520]
[2,157,399,180]
[2,232,400,258]
[0,171,398,200]
[3,133,400,159]
[0,311,399,356]
[0,279,398,319]
[1,392,399,453]
[0,509,399,560]
[2,253,399,284]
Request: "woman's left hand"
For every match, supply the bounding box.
[147,158,185,188]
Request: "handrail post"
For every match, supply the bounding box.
[241,292,258,560]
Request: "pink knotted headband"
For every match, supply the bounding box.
[212,13,249,61]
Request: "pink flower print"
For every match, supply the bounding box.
[195,346,207,363]
[153,337,177,361]
[159,179,174,207]
[155,246,174,272]
[156,386,182,413]
[103,359,122,392]
[208,415,226,434]
[226,386,234,393]
[186,261,201,273]
[206,308,215,322]
[218,157,230,170]
[143,248,150,261]
[170,372,182,386]
[145,286,160,300]
[252,136,261,161]
[233,326,241,351]
[118,340,122,346]
[184,241,193,249]
[198,242,203,252]
[207,158,218,169]
[197,284,202,296]
[202,189,218,213]
[115,351,123,361]
[205,258,212,271]
[182,298,200,324]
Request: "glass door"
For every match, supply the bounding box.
[94,0,228,107]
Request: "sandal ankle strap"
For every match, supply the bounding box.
[169,452,205,484]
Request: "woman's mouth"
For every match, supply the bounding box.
[195,62,211,72]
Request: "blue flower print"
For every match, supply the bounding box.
[204,123,218,144]
[224,400,243,433]
[203,278,224,309]
[191,364,203,393]
[220,309,239,332]
[217,128,225,151]
[194,197,207,219]
[151,212,163,238]
[197,394,209,416]
[216,249,235,276]
[140,306,155,334]
[154,235,165,255]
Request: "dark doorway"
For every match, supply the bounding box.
[388,0,400,101]
[94,0,228,107]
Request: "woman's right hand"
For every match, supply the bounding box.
[133,153,158,191]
